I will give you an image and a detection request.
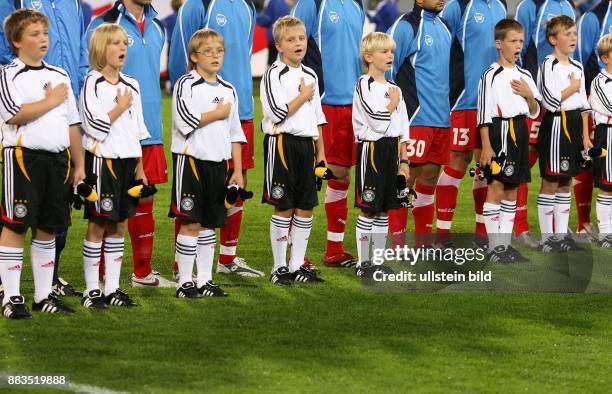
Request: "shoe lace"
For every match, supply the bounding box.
[234,257,248,267]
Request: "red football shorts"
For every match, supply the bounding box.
[322,104,356,167]
[407,126,451,165]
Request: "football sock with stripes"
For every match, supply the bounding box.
[514,183,529,236]
[219,200,243,265]
[289,216,313,273]
[31,239,56,303]
[388,207,408,249]
[435,166,464,240]
[596,195,612,239]
[325,179,349,257]
[0,246,23,305]
[537,194,556,243]
[175,234,197,287]
[356,215,374,267]
[499,200,517,248]
[83,240,102,293]
[270,215,291,271]
[554,192,572,236]
[473,177,488,237]
[483,202,501,251]
[104,237,125,295]
[574,170,594,232]
[371,215,389,265]
[412,182,435,247]
[128,199,155,278]
[196,229,216,288]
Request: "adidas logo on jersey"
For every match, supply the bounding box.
[384,92,390,99]
[42,82,48,91]
[212,97,220,104]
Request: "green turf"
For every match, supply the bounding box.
[1,82,611,393]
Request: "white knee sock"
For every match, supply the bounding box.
[175,234,197,287]
[103,237,124,295]
[483,202,501,250]
[0,246,23,305]
[356,215,374,266]
[83,240,102,294]
[270,215,291,271]
[554,192,572,236]
[289,216,312,273]
[31,239,56,303]
[371,215,389,265]
[537,194,556,242]
[499,200,517,247]
[196,230,216,288]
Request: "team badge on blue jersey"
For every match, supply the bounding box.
[216,14,227,26]
[329,11,340,23]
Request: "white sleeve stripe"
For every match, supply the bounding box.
[594,77,612,112]
[356,79,391,121]
[263,66,288,121]
[477,68,493,125]
[0,69,19,116]
[82,77,111,133]
[176,76,200,130]
[539,61,560,108]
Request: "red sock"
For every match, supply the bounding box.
[514,183,529,236]
[412,183,435,247]
[389,207,408,248]
[98,229,108,281]
[128,199,154,278]
[219,199,244,265]
[435,166,464,242]
[325,179,349,257]
[473,177,488,236]
[173,219,181,274]
[574,169,594,231]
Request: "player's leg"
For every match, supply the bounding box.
[81,218,106,309]
[129,145,172,288]
[413,163,441,248]
[594,124,612,246]
[0,226,28,318]
[574,115,596,236]
[483,180,504,255]
[322,105,355,267]
[218,120,260,276]
[103,219,137,306]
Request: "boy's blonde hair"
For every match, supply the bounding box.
[598,33,612,58]
[89,24,128,71]
[546,15,575,44]
[272,16,305,44]
[188,28,224,71]
[3,8,48,53]
[360,32,396,67]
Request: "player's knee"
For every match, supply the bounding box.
[179,221,201,236]
[274,208,293,218]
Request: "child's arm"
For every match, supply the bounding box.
[511,77,540,117]
[134,158,146,184]
[228,93,245,188]
[5,82,68,125]
[107,88,133,124]
[397,95,410,179]
[228,142,244,188]
[582,111,592,150]
[286,78,314,117]
[314,80,327,164]
[172,77,230,136]
[477,71,495,165]
[315,126,325,163]
[538,59,563,110]
[69,124,85,187]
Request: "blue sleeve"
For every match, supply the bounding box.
[291,0,317,38]
[256,0,276,27]
[168,0,206,85]
[577,12,599,66]
[515,0,535,63]
[387,20,414,81]
[0,1,16,65]
[440,0,460,37]
[78,4,88,91]
[81,17,103,83]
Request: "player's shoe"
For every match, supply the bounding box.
[323,252,356,268]
[52,277,83,297]
[176,282,201,298]
[558,236,585,252]
[291,265,326,284]
[356,261,394,278]
[582,223,600,242]
[216,257,264,278]
[487,245,512,263]
[472,236,489,251]
[541,237,562,253]
[81,289,108,309]
[505,245,529,262]
[105,289,138,307]
[599,235,612,248]
[32,294,75,315]
[2,296,32,319]
[198,280,229,297]
[514,231,541,249]
[131,271,175,288]
[270,266,293,286]
[302,256,320,273]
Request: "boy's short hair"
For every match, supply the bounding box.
[494,19,524,41]
[272,16,305,44]
[3,8,48,54]
[360,32,396,67]
[546,15,575,43]
[597,33,612,57]
[89,24,128,72]
[188,28,224,71]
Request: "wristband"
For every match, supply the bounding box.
[400,159,410,165]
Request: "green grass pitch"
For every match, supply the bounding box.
[1,82,611,393]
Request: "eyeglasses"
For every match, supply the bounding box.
[194,48,225,57]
